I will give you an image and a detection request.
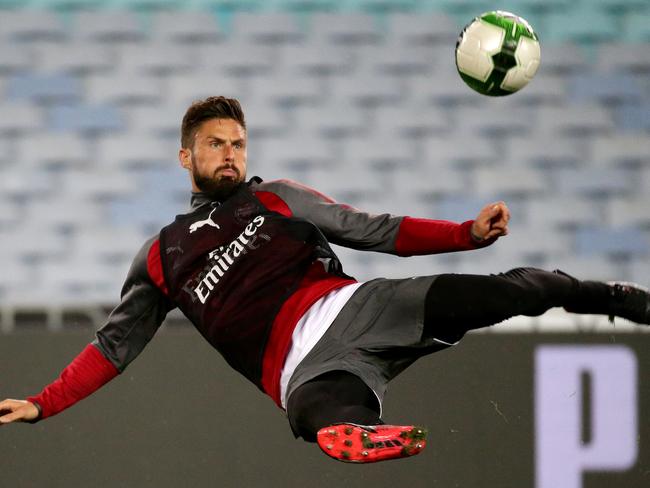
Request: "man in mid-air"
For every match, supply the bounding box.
[2,97,649,463]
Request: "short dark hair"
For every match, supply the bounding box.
[181,96,246,149]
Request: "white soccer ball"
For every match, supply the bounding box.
[455,11,541,96]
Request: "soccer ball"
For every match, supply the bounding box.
[455,11,541,96]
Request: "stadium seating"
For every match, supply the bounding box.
[0,2,647,333]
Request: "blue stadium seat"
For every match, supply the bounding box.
[257,134,334,172]
[18,133,87,169]
[0,10,66,42]
[73,11,144,43]
[245,104,288,138]
[536,43,590,76]
[86,73,163,105]
[596,43,650,74]
[591,134,650,169]
[135,165,191,202]
[508,0,570,12]
[574,227,648,258]
[110,0,183,10]
[456,105,535,138]
[0,44,34,74]
[187,0,266,11]
[23,196,105,231]
[197,42,276,77]
[117,43,195,75]
[625,10,650,42]
[0,165,54,200]
[330,73,402,108]
[0,103,42,134]
[343,136,418,172]
[589,0,648,13]
[279,43,353,76]
[231,12,304,45]
[165,73,244,107]
[505,75,566,106]
[308,165,384,203]
[615,104,650,131]
[345,0,417,13]
[410,70,486,108]
[249,73,321,108]
[386,12,458,46]
[96,132,174,169]
[423,134,498,167]
[108,196,187,233]
[428,0,492,18]
[25,0,106,11]
[5,73,81,104]
[556,168,630,198]
[526,196,601,230]
[293,103,367,138]
[472,166,547,198]
[391,165,466,200]
[507,135,581,169]
[61,169,139,202]
[489,223,571,263]
[537,104,614,136]
[128,103,190,137]
[49,104,125,134]
[567,73,644,106]
[606,195,650,229]
[35,44,114,74]
[309,13,381,45]
[150,10,223,44]
[360,44,435,77]
[371,105,448,138]
[264,0,342,13]
[542,8,619,44]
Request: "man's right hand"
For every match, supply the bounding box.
[0,399,39,425]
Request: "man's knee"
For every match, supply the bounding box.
[495,267,575,313]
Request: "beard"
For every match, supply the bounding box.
[192,158,246,201]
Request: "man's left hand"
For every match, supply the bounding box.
[471,201,510,242]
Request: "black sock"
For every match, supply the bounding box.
[286,371,381,443]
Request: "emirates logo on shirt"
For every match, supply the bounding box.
[193,215,266,304]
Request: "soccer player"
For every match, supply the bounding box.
[1,96,649,463]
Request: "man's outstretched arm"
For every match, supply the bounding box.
[0,235,174,424]
[254,179,510,256]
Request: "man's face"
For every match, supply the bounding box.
[179,118,247,199]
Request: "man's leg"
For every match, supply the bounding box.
[424,267,650,343]
[287,371,427,463]
[287,370,381,443]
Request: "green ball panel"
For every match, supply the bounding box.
[480,11,539,42]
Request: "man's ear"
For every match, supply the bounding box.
[179,148,191,170]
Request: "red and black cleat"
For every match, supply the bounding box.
[317,423,427,463]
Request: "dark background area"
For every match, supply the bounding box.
[2,330,648,488]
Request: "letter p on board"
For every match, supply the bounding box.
[535,346,637,488]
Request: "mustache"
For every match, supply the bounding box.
[213,165,240,178]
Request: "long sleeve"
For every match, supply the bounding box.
[27,235,174,421]
[253,179,494,257]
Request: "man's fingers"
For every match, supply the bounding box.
[0,399,37,425]
[485,226,508,239]
[0,411,22,424]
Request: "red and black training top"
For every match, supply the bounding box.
[28,177,494,419]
